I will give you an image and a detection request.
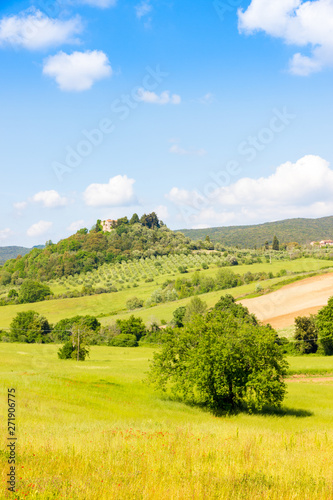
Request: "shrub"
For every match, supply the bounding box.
[294,315,318,354]
[18,280,51,304]
[316,297,333,355]
[10,311,51,343]
[110,334,138,347]
[126,297,144,310]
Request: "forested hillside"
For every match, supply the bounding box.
[0,214,200,284]
[179,216,333,248]
[0,246,32,265]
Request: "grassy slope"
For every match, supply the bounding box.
[0,258,331,329]
[0,344,333,499]
[0,257,331,329]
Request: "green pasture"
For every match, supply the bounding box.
[1,344,333,499]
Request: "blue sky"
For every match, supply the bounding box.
[1,0,333,246]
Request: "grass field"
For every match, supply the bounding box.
[1,344,333,499]
[0,257,332,330]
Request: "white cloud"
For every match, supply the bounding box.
[0,8,82,50]
[167,155,333,227]
[136,1,152,19]
[43,50,112,91]
[238,0,333,75]
[169,143,207,156]
[27,220,53,237]
[13,201,28,212]
[0,228,12,241]
[83,175,136,207]
[32,190,68,208]
[153,205,169,221]
[137,88,181,105]
[67,220,85,232]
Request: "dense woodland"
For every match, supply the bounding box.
[180,215,333,247]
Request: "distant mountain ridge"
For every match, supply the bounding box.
[178,216,333,248]
[0,246,32,265]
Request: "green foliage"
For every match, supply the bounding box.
[52,315,100,342]
[8,289,18,298]
[116,315,146,340]
[126,296,144,310]
[57,325,90,360]
[148,308,288,412]
[213,294,258,325]
[0,246,32,265]
[10,311,51,343]
[130,213,140,224]
[110,334,138,347]
[272,235,280,251]
[172,306,187,327]
[18,280,51,304]
[294,316,318,354]
[316,297,333,355]
[184,296,207,323]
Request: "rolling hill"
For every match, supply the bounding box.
[178,216,333,248]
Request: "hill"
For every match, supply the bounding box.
[0,214,198,284]
[178,216,333,248]
[0,246,32,265]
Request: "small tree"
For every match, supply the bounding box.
[272,235,280,251]
[116,315,146,341]
[294,315,318,354]
[18,280,51,304]
[172,306,187,327]
[58,324,90,360]
[316,297,333,355]
[10,311,51,343]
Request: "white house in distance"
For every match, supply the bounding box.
[102,219,117,232]
[310,240,333,247]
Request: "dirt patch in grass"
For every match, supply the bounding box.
[240,273,333,328]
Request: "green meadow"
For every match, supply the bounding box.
[1,344,333,499]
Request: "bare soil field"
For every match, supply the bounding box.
[240,273,333,328]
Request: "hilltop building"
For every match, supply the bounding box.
[102,219,117,232]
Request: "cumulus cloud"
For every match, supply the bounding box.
[0,8,82,50]
[43,50,112,91]
[137,88,181,105]
[83,175,136,207]
[238,0,333,75]
[0,228,12,241]
[67,220,85,232]
[167,155,333,226]
[27,220,53,237]
[32,190,68,208]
